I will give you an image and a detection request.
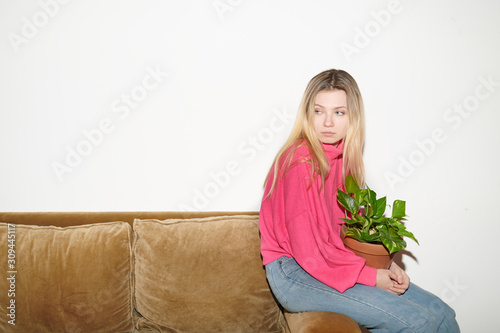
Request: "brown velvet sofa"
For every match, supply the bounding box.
[0,211,364,333]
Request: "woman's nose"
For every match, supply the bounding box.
[324,114,334,127]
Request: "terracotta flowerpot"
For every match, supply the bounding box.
[341,225,394,269]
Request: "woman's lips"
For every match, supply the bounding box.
[321,131,335,136]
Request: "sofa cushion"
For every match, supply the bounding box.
[133,215,283,333]
[0,221,134,333]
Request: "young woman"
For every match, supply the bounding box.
[259,69,460,332]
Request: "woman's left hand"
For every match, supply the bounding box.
[388,262,410,295]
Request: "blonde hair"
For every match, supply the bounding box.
[264,69,365,196]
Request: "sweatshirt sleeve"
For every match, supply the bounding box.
[272,159,377,293]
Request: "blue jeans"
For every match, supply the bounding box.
[266,256,460,333]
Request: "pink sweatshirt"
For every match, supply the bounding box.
[259,141,377,293]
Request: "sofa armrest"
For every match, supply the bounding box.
[284,311,363,333]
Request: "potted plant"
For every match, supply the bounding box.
[336,175,419,269]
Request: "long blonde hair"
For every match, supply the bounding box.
[264,69,366,196]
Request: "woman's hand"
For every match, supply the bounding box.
[376,262,410,295]
[389,262,410,294]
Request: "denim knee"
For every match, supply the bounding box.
[428,296,459,331]
[413,298,458,333]
[409,309,437,333]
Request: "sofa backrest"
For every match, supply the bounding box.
[0,211,258,227]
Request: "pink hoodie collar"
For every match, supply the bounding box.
[322,140,344,161]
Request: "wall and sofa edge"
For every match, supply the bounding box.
[0,211,364,332]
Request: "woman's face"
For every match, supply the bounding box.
[312,89,349,145]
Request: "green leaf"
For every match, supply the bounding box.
[382,237,406,254]
[337,190,359,214]
[382,235,407,254]
[358,215,370,230]
[398,229,419,245]
[375,224,389,236]
[340,218,358,226]
[386,217,404,229]
[372,196,387,219]
[362,232,380,243]
[356,189,370,206]
[345,227,363,241]
[345,174,360,194]
[366,186,377,208]
[392,200,406,218]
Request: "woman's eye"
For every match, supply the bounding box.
[336,111,345,115]
[314,110,322,114]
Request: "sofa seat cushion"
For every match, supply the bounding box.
[133,215,283,333]
[0,221,134,333]
[285,311,363,333]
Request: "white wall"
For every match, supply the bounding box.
[1,0,499,331]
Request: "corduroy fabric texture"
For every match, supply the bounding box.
[284,311,363,333]
[0,221,134,333]
[133,215,283,333]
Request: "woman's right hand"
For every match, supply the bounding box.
[376,268,407,295]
